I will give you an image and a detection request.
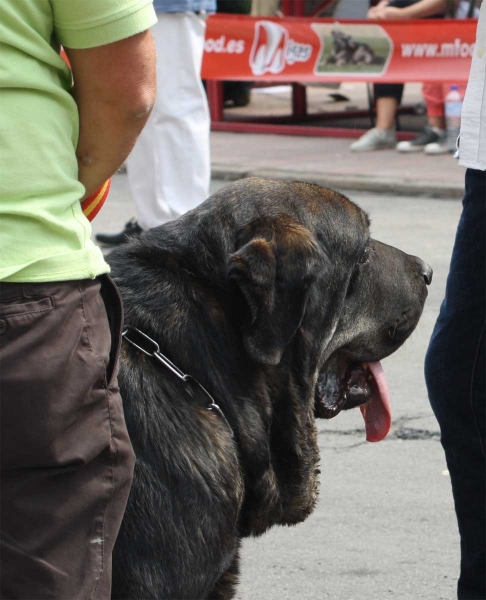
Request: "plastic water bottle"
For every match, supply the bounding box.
[445,85,463,153]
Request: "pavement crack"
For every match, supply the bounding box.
[318,413,441,442]
[318,427,440,441]
[393,427,440,440]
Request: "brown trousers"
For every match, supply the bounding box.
[0,277,135,599]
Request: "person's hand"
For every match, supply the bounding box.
[368,5,409,19]
[367,0,389,18]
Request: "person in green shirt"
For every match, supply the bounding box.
[0,1,156,596]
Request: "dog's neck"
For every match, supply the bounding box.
[111,222,321,537]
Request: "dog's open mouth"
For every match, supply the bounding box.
[315,356,391,442]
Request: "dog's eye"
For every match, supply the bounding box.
[346,247,370,298]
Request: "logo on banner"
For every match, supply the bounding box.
[250,21,312,76]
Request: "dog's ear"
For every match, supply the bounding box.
[227,225,321,365]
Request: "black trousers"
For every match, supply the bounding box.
[425,169,486,599]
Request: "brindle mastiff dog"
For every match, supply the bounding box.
[109,178,432,600]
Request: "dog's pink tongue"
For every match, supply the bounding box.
[359,361,391,442]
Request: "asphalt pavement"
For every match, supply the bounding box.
[92,135,465,599]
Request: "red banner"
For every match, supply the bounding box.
[202,15,477,83]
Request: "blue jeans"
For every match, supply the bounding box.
[425,168,485,600]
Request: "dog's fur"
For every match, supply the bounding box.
[108,179,430,599]
[325,30,385,67]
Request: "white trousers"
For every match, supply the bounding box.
[126,13,211,230]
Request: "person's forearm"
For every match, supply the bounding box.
[401,0,446,18]
[73,86,154,199]
[65,30,156,200]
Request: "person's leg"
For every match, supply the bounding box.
[350,83,404,151]
[420,83,449,154]
[133,12,210,230]
[374,83,404,130]
[0,277,135,599]
[428,115,446,129]
[126,107,178,230]
[373,96,399,130]
[397,83,448,154]
[374,101,399,132]
[425,168,485,600]
[423,82,446,130]
[374,96,399,129]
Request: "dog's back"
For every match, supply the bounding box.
[109,221,244,599]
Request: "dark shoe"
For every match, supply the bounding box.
[396,125,446,153]
[223,81,251,108]
[95,218,142,246]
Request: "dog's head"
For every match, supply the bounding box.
[113,178,431,444]
[222,179,431,442]
[331,30,356,50]
[110,178,431,537]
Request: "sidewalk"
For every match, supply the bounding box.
[211,131,465,199]
[210,82,465,199]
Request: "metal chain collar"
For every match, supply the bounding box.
[122,327,234,437]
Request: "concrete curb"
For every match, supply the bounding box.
[211,164,464,199]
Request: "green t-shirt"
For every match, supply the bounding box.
[0,0,157,282]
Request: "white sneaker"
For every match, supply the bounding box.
[424,141,450,155]
[350,128,397,152]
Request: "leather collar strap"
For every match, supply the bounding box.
[122,327,234,437]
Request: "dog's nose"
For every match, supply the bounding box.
[418,259,433,286]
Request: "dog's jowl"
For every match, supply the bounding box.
[108,178,432,600]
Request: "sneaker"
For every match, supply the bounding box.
[95,218,143,246]
[396,125,446,153]
[423,140,450,155]
[350,128,397,152]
